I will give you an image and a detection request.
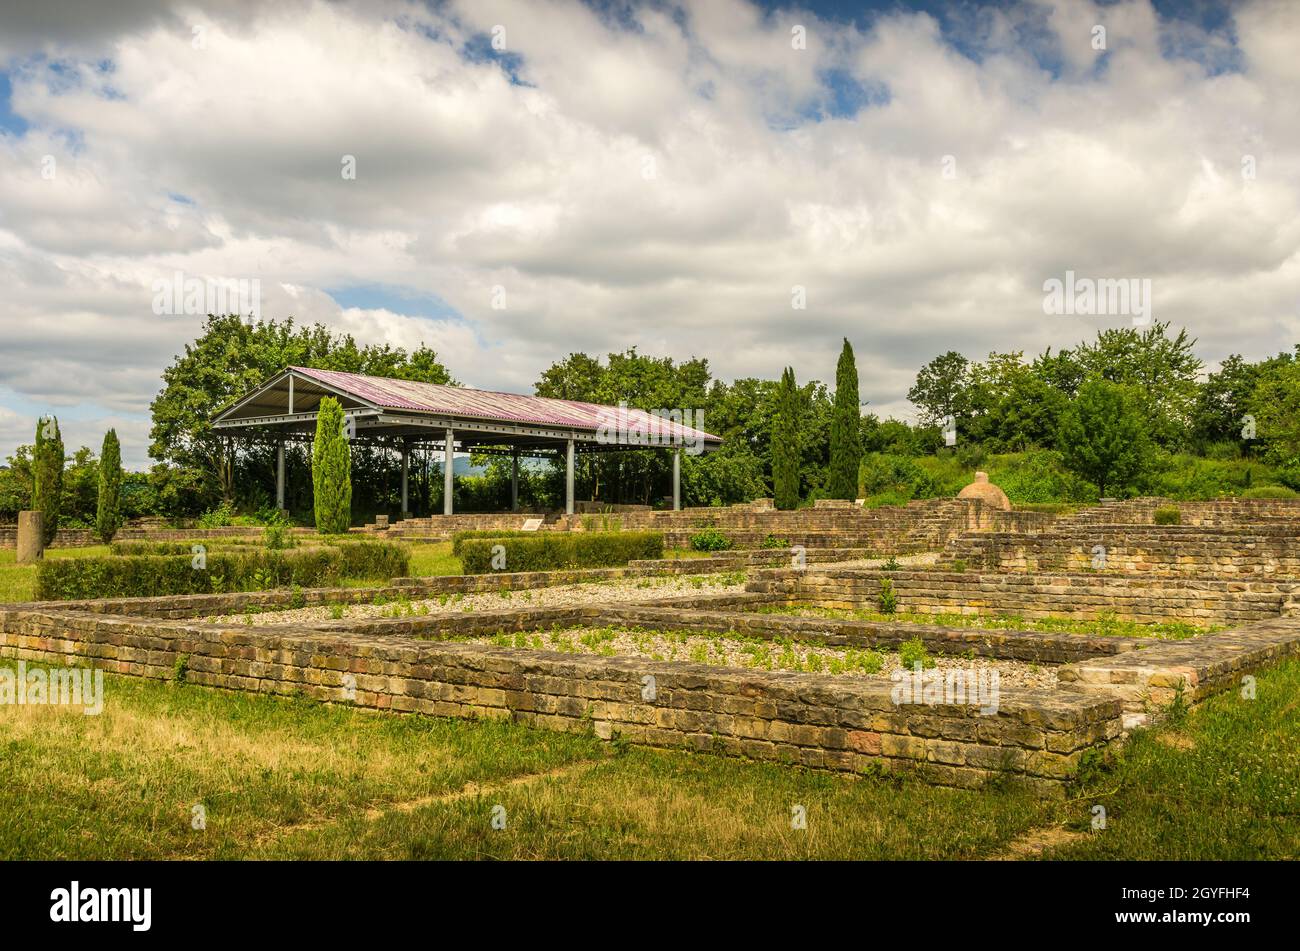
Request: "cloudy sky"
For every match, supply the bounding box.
[1,0,1298,468]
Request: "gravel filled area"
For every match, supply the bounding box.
[204,574,748,626]
[465,626,1060,690]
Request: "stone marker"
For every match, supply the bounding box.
[17,510,44,564]
[522,518,544,532]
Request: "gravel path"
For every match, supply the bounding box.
[467,626,1059,690]
[206,574,748,626]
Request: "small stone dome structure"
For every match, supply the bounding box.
[957,471,1011,511]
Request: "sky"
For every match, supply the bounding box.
[0,0,1298,469]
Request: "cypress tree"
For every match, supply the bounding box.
[96,428,123,543]
[829,338,862,500]
[771,367,800,510]
[312,397,353,533]
[32,415,64,546]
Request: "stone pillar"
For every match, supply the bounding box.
[672,447,681,511]
[400,440,410,518]
[275,439,286,511]
[16,510,44,564]
[511,448,519,513]
[565,439,575,516]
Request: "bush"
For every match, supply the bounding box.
[898,636,935,669]
[333,539,410,579]
[877,578,898,613]
[197,502,237,529]
[40,542,410,600]
[459,531,664,574]
[1240,485,1300,499]
[1153,506,1181,525]
[689,527,733,552]
[451,529,540,557]
[760,533,791,549]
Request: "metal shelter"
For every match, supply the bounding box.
[210,366,722,515]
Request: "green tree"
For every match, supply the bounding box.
[149,314,452,518]
[535,348,713,506]
[1072,321,1201,449]
[32,416,64,545]
[1056,379,1152,498]
[312,397,352,533]
[907,351,970,427]
[96,429,123,543]
[771,367,800,509]
[829,338,861,499]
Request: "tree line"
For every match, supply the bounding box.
[3,314,1298,529]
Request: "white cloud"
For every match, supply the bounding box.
[0,0,1297,470]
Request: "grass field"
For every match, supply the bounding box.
[2,655,1295,860]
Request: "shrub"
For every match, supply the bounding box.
[880,555,901,571]
[898,637,935,669]
[877,578,898,613]
[263,521,296,549]
[1240,485,1300,500]
[459,531,663,574]
[95,429,123,544]
[1153,506,1181,525]
[38,542,409,600]
[334,539,410,579]
[197,502,236,529]
[451,529,540,556]
[689,527,733,552]
[760,533,791,549]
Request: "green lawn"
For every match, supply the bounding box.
[406,541,462,577]
[1,655,1295,860]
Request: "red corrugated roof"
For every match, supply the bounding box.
[290,366,720,441]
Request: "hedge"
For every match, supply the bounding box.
[450,529,548,556]
[37,542,410,600]
[458,531,663,574]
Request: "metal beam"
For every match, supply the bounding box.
[511,447,519,512]
[672,447,681,512]
[276,439,286,510]
[400,439,409,517]
[443,427,454,516]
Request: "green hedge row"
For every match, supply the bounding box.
[36,542,410,600]
[450,529,549,556]
[110,535,389,556]
[458,531,663,574]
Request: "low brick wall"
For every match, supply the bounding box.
[0,605,1122,794]
[941,525,1300,576]
[747,567,1300,624]
[1058,618,1300,718]
[1058,496,1300,528]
